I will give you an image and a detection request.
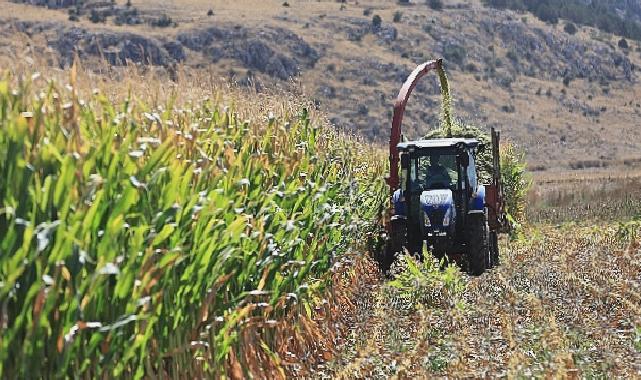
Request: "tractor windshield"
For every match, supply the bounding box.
[410,152,458,190]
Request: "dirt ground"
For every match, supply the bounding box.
[317,225,641,378]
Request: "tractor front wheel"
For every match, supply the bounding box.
[467,214,489,276]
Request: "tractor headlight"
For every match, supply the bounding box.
[424,211,431,227]
[442,208,451,227]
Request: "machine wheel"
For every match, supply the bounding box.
[379,239,397,274]
[406,218,424,259]
[489,230,499,268]
[378,217,406,274]
[407,236,424,260]
[467,214,489,276]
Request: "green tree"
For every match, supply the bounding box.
[428,0,443,10]
[372,14,382,29]
[564,22,578,35]
[619,38,629,49]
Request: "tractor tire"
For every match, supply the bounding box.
[379,239,397,274]
[406,222,424,259]
[489,230,499,268]
[467,214,489,276]
[378,217,406,274]
[408,238,424,260]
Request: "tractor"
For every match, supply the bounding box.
[380,59,508,275]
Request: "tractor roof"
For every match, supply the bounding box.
[397,138,479,151]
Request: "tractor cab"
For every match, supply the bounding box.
[392,138,485,256]
[397,138,480,194]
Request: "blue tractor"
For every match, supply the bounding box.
[381,59,507,275]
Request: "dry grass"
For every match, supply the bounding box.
[1,0,641,170]
[528,169,641,224]
[322,224,641,378]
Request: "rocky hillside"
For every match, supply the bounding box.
[2,0,641,170]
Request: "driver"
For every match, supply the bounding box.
[425,154,452,189]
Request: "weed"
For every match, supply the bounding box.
[386,255,464,309]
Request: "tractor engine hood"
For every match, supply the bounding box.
[420,189,455,227]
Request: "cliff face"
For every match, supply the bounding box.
[2,0,641,170]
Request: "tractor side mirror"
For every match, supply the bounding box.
[457,153,469,168]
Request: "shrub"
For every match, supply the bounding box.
[501,104,516,112]
[372,14,382,29]
[619,38,629,49]
[207,9,214,16]
[535,4,558,24]
[443,43,466,65]
[564,22,578,35]
[89,9,106,23]
[151,14,175,27]
[500,141,530,229]
[363,8,372,16]
[393,11,402,23]
[427,0,443,10]
[387,255,464,309]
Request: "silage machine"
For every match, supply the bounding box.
[380,59,508,275]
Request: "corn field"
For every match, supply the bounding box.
[0,73,387,378]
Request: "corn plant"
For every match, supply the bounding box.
[0,74,387,378]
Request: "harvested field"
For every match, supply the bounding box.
[321,224,641,378]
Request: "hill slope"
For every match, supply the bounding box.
[2,0,641,170]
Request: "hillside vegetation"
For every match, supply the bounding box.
[0,69,386,378]
[2,0,641,170]
[321,223,641,378]
[483,0,641,41]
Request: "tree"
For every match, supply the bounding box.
[564,22,578,35]
[619,38,629,49]
[372,14,382,29]
[89,9,105,23]
[535,4,559,25]
[428,0,443,10]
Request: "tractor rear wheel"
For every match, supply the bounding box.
[379,239,397,274]
[467,214,489,276]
